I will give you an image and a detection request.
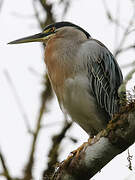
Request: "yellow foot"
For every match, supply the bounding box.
[69,136,94,158]
[61,137,95,168]
[71,142,88,157]
[88,136,94,144]
[61,142,88,167]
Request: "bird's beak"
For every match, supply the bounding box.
[8,31,54,45]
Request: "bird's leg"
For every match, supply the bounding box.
[71,142,88,157]
[59,135,95,169]
[88,135,95,143]
[62,141,88,166]
[69,135,95,158]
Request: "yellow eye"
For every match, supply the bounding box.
[43,27,55,33]
[50,27,55,32]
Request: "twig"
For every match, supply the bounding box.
[32,2,73,179]
[22,2,54,180]
[102,0,135,58]
[102,0,125,29]
[42,120,72,180]
[23,75,53,180]
[32,0,44,28]
[28,67,42,78]
[49,100,135,180]
[114,5,135,57]
[121,61,135,69]
[66,136,78,144]
[114,44,135,55]
[59,0,71,20]
[35,0,55,29]
[127,149,133,171]
[0,149,12,180]
[3,70,31,133]
[118,68,135,95]
[102,0,113,21]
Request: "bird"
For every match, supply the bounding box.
[8,21,123,137]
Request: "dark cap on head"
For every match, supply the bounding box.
[44,21,91,39]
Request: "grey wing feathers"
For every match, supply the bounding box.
[85,39,123,115]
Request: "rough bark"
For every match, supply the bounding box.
[47,102,135,180]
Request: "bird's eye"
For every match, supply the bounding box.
[50,27,55,32]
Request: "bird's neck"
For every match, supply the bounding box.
[44,37,77,97]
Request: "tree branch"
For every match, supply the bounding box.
[118,67,135,95]
[50,101,135,180]
[23,75,53,180]
[127,149,133,171]
[114,5,135,58]
[0,149,12,180]
[43,120,72,179]
[102,0,135,58]
[32,1,73,179]
[102,0,125,29]
[33,0,55,29]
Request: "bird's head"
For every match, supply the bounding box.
[8,22,90,45]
